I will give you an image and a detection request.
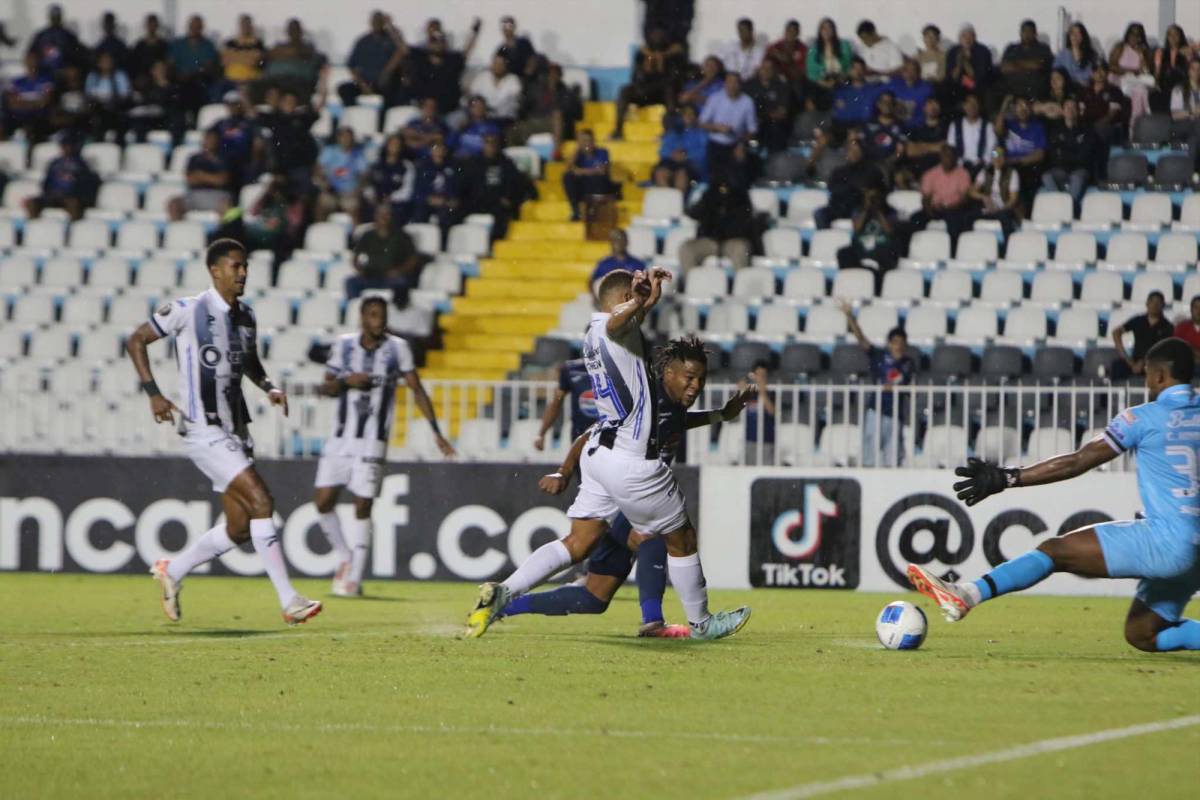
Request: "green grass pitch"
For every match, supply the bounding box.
[1,573,1196,799]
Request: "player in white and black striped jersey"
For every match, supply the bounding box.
[313,295,455,597]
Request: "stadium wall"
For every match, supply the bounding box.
[0,0,1189,72]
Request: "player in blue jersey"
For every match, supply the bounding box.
[533,357,597,452]
[500,336,756,637]
[909,338,1200,653]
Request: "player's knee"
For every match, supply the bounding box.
[354,499,373,519]
[1124,622,1158,652]
[664,527,697,557]
[247,489,274,520]
[1035,537,1068,569]
[314,495,335,514]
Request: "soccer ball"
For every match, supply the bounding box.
[875,601,928,650]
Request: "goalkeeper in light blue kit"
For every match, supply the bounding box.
[909,337,1200,653]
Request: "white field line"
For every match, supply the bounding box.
[0,715,880,747]
[736,714,1200,800]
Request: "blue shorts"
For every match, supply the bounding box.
[587,514,635,578]
[1096,518,1200,622]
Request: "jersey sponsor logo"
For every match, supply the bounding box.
[1121,409,1137,423]
[578,389,598,418]
[199,344,222,368]
[156,304,172,316]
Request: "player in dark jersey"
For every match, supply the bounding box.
[533,357,598,451]
[498,336,756,636]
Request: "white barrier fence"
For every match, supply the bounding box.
[1,376,1148,469]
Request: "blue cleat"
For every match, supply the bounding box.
[689,607,752,641]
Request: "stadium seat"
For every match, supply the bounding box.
[1028,192,1073,229]
[141,182,184,216]
[1001,305,1047,342]
[953,306,998,340]
[1079,272,1125,307]
[974,425,1022,461]
[624,225,657,259]
[1082,347,1119,381]
[1101,232,1148,270]
[23,218,66,249]
[556,299,592,334]
[87,257,131,289]
[77,325,123,362]
[880,269,924,305]
[445,224,490,258]
[831,268,874,301]
[135,259,178,290]
[780,267,825,303]
[0,217,14,249]
[196,103,228,130]
[276,260,322,291]
[950,230,998,267]
[817,423,861,466]
[928,271,972,304]
[928,344,973,381]
[504,146,541,178]
[1124,194,1173,231]
[561,67,592,99]
[40,256,84,287]
[904,230,951,266]
[754,303,799,337]
[1130,272,1175,304]
[251,295,293,329]
[0,140,27,172]
[66,218,111,250]
[122,143,166,175]
[1131,113,1171,148]
[457,418,503,461]
[829,343,870,380]
[999,230,1048,269]
[886,190,922,220]
[800,304,846,340]
[12,294,56,324]
[749,188,779,217]
[96,182,139,214]
[1075,191,1123,230]
[1050,231,1097,268]
[778,341,823,378]
[729,340,771,375]
[856,304,899,341]
[82,143,121,177]
[1153,233,1198,269]
[1053,307,1100,343]
[1030,271,1074,305]
[297,295,341,328]
[641,187,684,220]
[979,271,1023,305]
[1106,153,1149,188]
[1177,194,1200,232]
[31,141,60,172]
[382,105,420,133]
[2,179,39,213]
[0,255,37,289]
[980,345,1024,381]
[762,151,808,184]
[107,294,151,326]
[1154,154,1194,190]
[116,219,160,251]
[684,264,727,300]
[340,105,380,140]
[763,228,802,260]
[413,260,458,296]
[914,424,969,468]
[660,227,692,262]
[732,267,776,299]
[61,294,104,326]
[776,422,816,466]
[305,221,350,255]
[802,229,850,267]
[168,144,199,176]
[1026,426,1076,460]
[785,189,828,227]
[904,306,948,342]
[163,221,207,252]
[1031,347,1076,382]
[28,327,75,360]
[705,301,750,338]
[267,329,314,363]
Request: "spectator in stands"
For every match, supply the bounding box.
[262,19,327,101]
[840,300,915,467]
[1112,291,1174,378]
[1042,98,1099,210]
[699,73,757,181]
[1054,22,1100,88]
[916,24,945,83]
[262,91,320,191]
[339,12,398,108]
[127,59,175,142]
[677,56,725,110]
[411,140,462,241]
[170,15,221,123]
[27,4,88,82]
[1033,68,1073,122]
[454,96,501,159]
[806,124,847,184]
[591,229,646,288]
[408,27,478,118]
[833,57,880,128]
[863,91,905,166]
[766,20,806,84]
[470,54,522,124]
[52,69,88,137]
[1002,96,1046,207]
[24,133,98,221]
[744,57,792,153]
[1,52,55,144]
[612,26,685,140]
[807,17,854,107]
[404,97,450,156]
[739,361,776,466]
[656,103,706,185]
[889,58,934,129]
[460,131,533,240]
[946,94,995,177]
[130,14,169,90]
[679,176,755,271]
[723,18,766,82]
[945,24,994,106]
[219,14,265,97]
[1080,62,1128,149]
[316,127,370,221]
[496,16,541,82]
[966,144,1021,235]
[562,129,615,221]
[83,58,127,141]
[1154,25,1193,111]
[389,288,436,341]
[94,12,130,73]
[211,91,258,188]
[836,185,901,280]
[1169,59,1200,170]
[642,0,694,54]
[1172,296,1200,362]
[1108,22,1153,126]
[895,97,948,188]
[365,133,414,225]
[910,144,972,241]
[856,19,904,82]
[999,19,1053,102]
[183,129,233,212]
[346,204,426,298]
[510,63,582,150]
[815,137,883,228]
[238,174,303,262]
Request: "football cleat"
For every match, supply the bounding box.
[149,559,181,621]
[332,579,362,598]
[907,564,973,622]
[689,607,752,641]
[331,560,351,596]
[282,595,323,626]
[638,620,691,638]
[463,582,511,639]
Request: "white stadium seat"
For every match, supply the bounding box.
[1030,271,1074,304]
[28,327,74,360]
[1175,194,1200,231]
[641,187,684,219]
[974,425,1022,462]
[979,271,1023,305]
[96,182,139,213]
[168,145,199,176]
[880,269,924,304]
[0,218,14,249]
[297,295,341,328]
[914,425,968,468]
[122,143,166,174]
[763,228,802,260]
[1028,191,1073,229]
[77,325,124,362]
[40,256,84,288]
[82,143,122,177]
[1001,305,1047,341]
[754,303,799,336]
[1102,232,1148,270]
[196,103,229,130]
[857,304,899,340]
[12,294,57,324]
[1054,307,1099,342]
[456,418,502,461]
[732,267,776,299]
[905,230,951,265]
[1079,272,1126,306]
[661,227,693,262]
[903,306,947,341]
[801,304,846,338]
[684,264,727,299]
[0,255,38,288]
[267,330,313,363]
[1025,427,1076,460]
[445,224,490,258]
[163,221,207,252]
[831,268,874,302]
[382,105,420,133]
[785,189,828,227]
[818,423,861,466]
[107,294,152,327]
[87,257,131,289]
[404,222,442,256]
[418,261,463,295]
[3,179,40,212]
[781,267,825,302]
[953,306,998,340]
[1153,233,1198,269]
[251,296,294,329]
[339,105,380,139]
[276,260,322,291]
[1130,272,1175,305]
[116,219,160,251]
[1076,191,1123,230]
[886,190,922,219]
[23,218,67,249]
[31,141,60,172]
[624,225,657,259]
[66,218,111,250]
[1001,230,1049,268]
[928,271,972,304]
[142,182,184,215]
[803,229,850,267]
[952,231,998,266]
[1051,231,1097,268]
[750,188,780,217]
[0,140,27,172]
[1125,193,1173,230]
[135,259,178,289]
[61,294,105,326]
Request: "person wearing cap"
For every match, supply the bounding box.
[23,133,99,221]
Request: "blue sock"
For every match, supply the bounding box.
[500,585,608,617]
[973,550,1054,602]
[636,535,668,624]
[1156,619,1200,651]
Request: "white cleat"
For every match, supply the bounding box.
[282,595,323,626]
[907,564,973,622]
[149,559,181,621]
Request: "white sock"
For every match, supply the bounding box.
[667,553,711,626]
[318,511,352,563]
[346,517,371,585]
[250,518,297,608]
[167,524,235,582]
[501,539,572,596]
[959,581,983,606]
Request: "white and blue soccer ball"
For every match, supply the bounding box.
[875,601,928,650]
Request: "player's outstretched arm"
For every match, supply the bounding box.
[535,389,567,450]
[685,383,757,429]
[125,322,180,425]
[243,348,288,416]
[405,371,456,456]
[606,268,673,337]
[538,425,595,495]
[953,438,1118,506]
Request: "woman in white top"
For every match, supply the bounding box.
[968,144,1021,235]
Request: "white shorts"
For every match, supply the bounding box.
[314,453,383,499]
[567,445,689,536]
[183,424,254,493]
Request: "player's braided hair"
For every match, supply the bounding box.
[654,335,709,374]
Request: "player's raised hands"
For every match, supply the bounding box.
[953,458,1020,506]
[268,387,289,417]
[721,381,758,421]
[149,393,182,425]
